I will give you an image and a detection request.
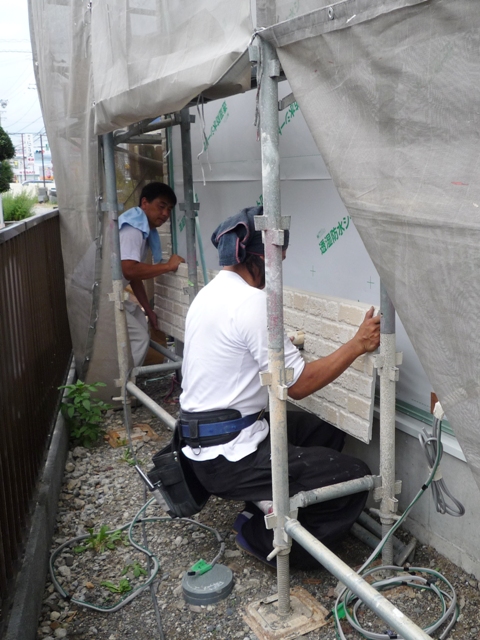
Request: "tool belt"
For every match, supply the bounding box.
[179,407,265,448]
[147,424,210,518]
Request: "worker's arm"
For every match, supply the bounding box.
[121,254,185,282]
[129,279,158,329]
[288,307,380,401]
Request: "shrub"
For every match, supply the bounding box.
[2,191,36,222]
[59,380,112,447]
[0,160,13,193]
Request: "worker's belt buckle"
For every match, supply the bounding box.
[180,408,265,445]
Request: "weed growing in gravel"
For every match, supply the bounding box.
[74,525,128,554]
[122,562,147,578]
[119,447,136,466]
[100,578,132,594]
[59,380,112,447]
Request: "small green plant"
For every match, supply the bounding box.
[122,562,148,579]
[59,380,111,447]
[119,447,136,466]
[101,578,132,594]
[2,190,36,221]
[74,525,128,554]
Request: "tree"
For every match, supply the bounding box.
[0,126,15,162]
[0,160,14,193]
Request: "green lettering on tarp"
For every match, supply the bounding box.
[203,101,228,150]
[317,216,351,255]
[279,101,300,136]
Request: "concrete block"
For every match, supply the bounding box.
[154,284,168,298]
[339,411,370,443]
[177,263,189,278]
[304,335,336,358]
[347,395,371,420]
[157,297,174,313]
[293,292,308,311]
[157,309,175,325]
[174,304,189,321]
[309,297,339,321]
[159,320,174,336]
[319,319,356,344]
[350,354,364,372]
[317,384,348,409]
[364,355,375,377]
[337,370,373,398]
[159,274,178,289]
[283,289,294,309]
[311,397,340,426]
[303,313,322,336]
[283,308,305,330]
[338,303,367,326]
[349,354,375,376]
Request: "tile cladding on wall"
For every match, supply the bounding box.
[154,264,376,442]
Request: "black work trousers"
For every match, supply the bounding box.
[186,411,370,569]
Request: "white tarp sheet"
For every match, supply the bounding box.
[271,0,480,486]
[28,0,252,394]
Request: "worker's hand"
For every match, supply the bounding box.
[167,254,185,272]
[352,307,380,354]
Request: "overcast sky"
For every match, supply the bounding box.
[0,0,44,150]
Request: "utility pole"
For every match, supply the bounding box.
[40,134,46,187]
[21,134,26,182]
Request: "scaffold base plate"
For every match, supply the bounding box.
[243,586,328,640]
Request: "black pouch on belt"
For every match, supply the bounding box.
[147,423,210,518]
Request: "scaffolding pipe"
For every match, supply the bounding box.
[284,519,432,640]
[350,523,386,553]
[133,361,182,377]
[114,115,179,144]
[103,132,132,393]
[148,340,182,362]
[379,283,397,565]
[180,107,198,303]
[258,37,291,617]
[292,475,376,509]
[126,381,177,430]
[357,511,404,555]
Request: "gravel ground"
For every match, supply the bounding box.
[37,372,480,640]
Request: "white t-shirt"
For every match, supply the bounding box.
[119,225,147,288]
[180,270,305,461]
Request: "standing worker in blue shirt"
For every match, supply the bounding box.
[119,182,184,367]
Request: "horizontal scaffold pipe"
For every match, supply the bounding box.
[114,115,180,145]
[284,519,432,640]
[148,341,183,363]
[291,475,377,509]
[133,361,182,377]
[126,381,176,431]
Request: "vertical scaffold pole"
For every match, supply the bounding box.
[102,132,131,394]
[258,37,291,616]
[379,283,397,564]
[180,107,198,303]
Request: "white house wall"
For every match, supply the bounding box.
[170,85,436,421]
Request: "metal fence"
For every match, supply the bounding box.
[0,211,72,629]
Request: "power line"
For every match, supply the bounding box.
[6,101,41,129]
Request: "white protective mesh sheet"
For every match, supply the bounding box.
[274,0,480,485]
[28,0,252,396]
